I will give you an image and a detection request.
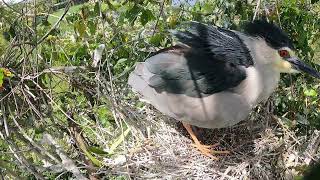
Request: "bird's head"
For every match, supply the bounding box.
[244,20,320,78]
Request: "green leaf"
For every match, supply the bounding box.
[140,9,155,26]
[34,128,45,134]
[294,175,303,180]
[9,25,16,39]
[304,89,318,97]
[83,149,103,167]
[296,113,310,125]
[109,128,131,154]
[94,2,100,16]
[125,5,142,23]
[74,20,86,38]
[202,3,214,14]
[149,33,164,46]
[0,71,4,86]
[87,20,97,34]
[114,58,128,68]
[88,146,109,155]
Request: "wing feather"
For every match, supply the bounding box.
[173,22,253,67]
[129,22,253,98]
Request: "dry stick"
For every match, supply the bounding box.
[15,1,71,68]
[152,0,165,36]
[1,148,35,154]
[10,80,24,116]
[97,2,133,178]
[272,115,301,145]
[304,130,320,165]
[29,79,82,126]
[7,106,61,164]
[275,0,282,28]
[36,1,70,45]
[33,0,39,86]
[0,81,21,102]
[0,132,45,180]
[42,133,88,180]
[8,145,45,180]
[1,101,9,137]
[253,0,262,21]
[14,132,60,167]
[0,0,23,15]
[2,37,19,66]
[98,0,120,127]
[21,89,43,119]
[105,61,119,125]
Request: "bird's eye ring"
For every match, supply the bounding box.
[278,50,290,58]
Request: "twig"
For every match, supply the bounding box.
[7,106,61,164]
[272,115,301,145]
[1,101,9,137]
[152,0,165,36]
[0,0,23,15]
[253,0,262,21]
[98,0,120,126]
[36,1,70,45]
[0,132,45,180]
[15,0,71,68]
[275,0,282,28]
[42,133,88,180]
[304,130,320,165]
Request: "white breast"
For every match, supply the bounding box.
[234,65,280,107]
[233,32,281,106]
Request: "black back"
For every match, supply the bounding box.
[243,19,294,49]
[173,22,254,67]
[144,22,254,97]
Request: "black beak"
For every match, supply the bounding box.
[287,57,320,79]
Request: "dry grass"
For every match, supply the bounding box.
[102,91,320,180]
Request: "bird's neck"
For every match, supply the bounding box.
[233,32,281,106]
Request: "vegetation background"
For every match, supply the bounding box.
[0,0,319,179]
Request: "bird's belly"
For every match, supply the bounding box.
[160,92,252,129]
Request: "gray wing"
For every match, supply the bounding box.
[129,45,247,97]
[128,22,253,98]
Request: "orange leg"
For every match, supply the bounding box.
[182,123,229,159]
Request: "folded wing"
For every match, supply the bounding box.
[129,22,253,98]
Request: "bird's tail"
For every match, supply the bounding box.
[128,63,145,91]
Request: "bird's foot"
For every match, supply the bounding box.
[190,143,229,160]
[182,123,229,159]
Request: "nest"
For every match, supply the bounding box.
[102,93,320,179]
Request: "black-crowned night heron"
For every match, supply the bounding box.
[128,20,320,158]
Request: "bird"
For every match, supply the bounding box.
[128,19,320,159]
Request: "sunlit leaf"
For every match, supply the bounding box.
[74,20,87,38]
[109,128,131,154]
[149,33,164,46]
[88,146,109,155]
[140,9,155,26]
[125,4,142,23]
[304,89,318,97]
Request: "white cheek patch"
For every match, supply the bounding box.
[274,59,300,73]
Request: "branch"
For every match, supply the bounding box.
[42,133,88,180]
[15,0,71,68]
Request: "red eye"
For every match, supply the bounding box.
[279,50,290,57]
